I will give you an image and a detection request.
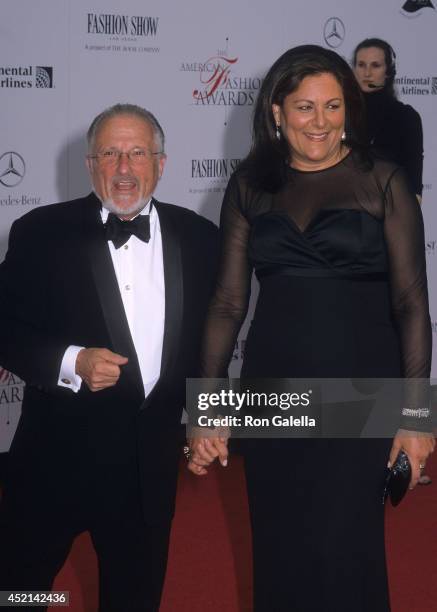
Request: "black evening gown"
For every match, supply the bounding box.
[200,152,431,612]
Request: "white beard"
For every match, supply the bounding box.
[98,194,149,218]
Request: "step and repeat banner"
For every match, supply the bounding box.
[1,0,436,450]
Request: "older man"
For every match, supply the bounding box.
[0,104,218,611]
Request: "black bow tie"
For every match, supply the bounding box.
[104,212,150,248]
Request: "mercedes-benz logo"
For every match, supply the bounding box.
[323,17,345,48]
[0,152,26,188]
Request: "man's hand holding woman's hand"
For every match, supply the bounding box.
[187,428,230,476]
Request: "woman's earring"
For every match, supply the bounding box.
[276,124,281,140]
[341,131,346,142]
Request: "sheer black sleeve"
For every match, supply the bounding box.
[199,174,253,378]
[383,167,432,430]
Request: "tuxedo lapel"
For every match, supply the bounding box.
[154,200,184,384]
[81,194,144,399]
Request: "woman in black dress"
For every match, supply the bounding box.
[352,38,423,201]
[188,46,434,611]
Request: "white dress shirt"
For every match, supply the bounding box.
[58,200,165,399]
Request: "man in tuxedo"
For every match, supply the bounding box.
[0,104,218,611]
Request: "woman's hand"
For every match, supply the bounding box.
[389,429,435,489]
[187,427,230,476]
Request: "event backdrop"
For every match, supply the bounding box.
[1,0,436,450]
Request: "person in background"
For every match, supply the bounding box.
[188,45,434,611]
[353,37,424,203]
[0,103,218,612]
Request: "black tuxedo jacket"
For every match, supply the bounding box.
[0,193,218,523]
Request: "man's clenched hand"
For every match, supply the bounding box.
[76,348,128,392]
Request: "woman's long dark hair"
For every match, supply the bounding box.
[352,38,397,98]
[239,45,368,193]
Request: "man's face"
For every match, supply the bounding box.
[87,114,166,219]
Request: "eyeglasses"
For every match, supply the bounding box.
[87,148,164,166]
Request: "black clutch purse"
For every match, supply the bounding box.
[383,450,411,507]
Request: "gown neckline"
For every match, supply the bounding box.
[287,149,353,176]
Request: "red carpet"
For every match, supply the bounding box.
[51,452,437,611]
